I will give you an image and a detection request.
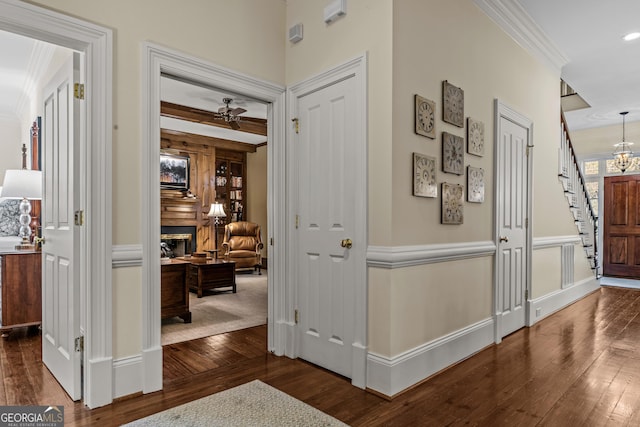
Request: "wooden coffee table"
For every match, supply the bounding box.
[188,259,236,297]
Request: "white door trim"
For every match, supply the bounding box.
[141,42,286,393]
[287,54,368,388]
[493,99,533,343]
[0,0,113,408]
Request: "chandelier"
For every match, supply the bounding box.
[613,111,634,173]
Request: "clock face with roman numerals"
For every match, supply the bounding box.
[415,95,436,139]
[413,152,437,198]
[442,132,464,175]
[443,81,464,128]
[442,182,464,224]
[467,118,485,156]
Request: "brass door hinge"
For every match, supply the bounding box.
[74,83,85,100]
[525,289,529,300]
[75,336,84,352]
[292,118,299,134]
[74,210,84,226]
[294,309,299,324]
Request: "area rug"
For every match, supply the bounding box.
[161,274,267,345]
[122,380,348,426]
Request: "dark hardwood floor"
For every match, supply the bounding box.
[2,285,640,426]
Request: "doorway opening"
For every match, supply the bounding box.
[141,42,286,394]
[158,76,270,346]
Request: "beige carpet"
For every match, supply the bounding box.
[161,273,267,346]
[121,380,348,426]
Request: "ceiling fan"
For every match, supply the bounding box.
[214,97,247,130]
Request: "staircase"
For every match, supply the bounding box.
[558,113,600,277]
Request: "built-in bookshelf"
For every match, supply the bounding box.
[215,149,246,231]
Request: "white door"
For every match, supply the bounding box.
[295,72,366,380]
[41,52,82,400]
[495,105,530,339]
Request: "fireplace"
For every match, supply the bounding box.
[161,226,197,257]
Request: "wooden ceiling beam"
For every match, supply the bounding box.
[161,101,267,136]
[161,129,258,153]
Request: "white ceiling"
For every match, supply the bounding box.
[0,30,40,119]
[518,0,640,131]
[160,76,268,145]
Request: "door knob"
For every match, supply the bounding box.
[499,236,509,243]
[340,238,353,249]
[34,236,45,246]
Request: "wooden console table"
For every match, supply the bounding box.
[188,259,236,297]
[0,251,41,334]
[161,258,192,323]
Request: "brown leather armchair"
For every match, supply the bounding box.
[221,221,263,274]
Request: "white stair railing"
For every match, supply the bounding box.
[558,113,599,276]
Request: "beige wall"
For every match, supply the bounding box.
[532,247,562,299]
[369,257,493,356]
[247,145,268,259]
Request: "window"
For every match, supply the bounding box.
[583,161,599,175]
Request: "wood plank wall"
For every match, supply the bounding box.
[160,129,256,252]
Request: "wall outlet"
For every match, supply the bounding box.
[536,307,542,317]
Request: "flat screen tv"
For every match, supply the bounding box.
[160,153,190,191]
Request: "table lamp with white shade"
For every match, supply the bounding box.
[207,202,226,253]
[1,169,42,250]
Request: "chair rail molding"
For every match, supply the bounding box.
[367,241,496,269]
[112,245,143,268]
[533,235,581,249]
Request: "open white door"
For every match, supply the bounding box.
[495,101,531,341]
[41,52,82,400]
[293,59,367,385]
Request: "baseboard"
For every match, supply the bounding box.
[527,276,600,325]
[366,317,494,397]
[85,356,113,408]
[600,276,640,289]
[113,355,143,399]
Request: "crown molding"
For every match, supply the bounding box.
[473,0,569,74]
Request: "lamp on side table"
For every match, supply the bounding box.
[207,202,226,258]
[1,169,42,250]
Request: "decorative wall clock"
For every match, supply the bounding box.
[467,118,485,156]
[467,166,485,203]
[413,152,437,198]
[442,81,464,128]
[415,95,436,139]
[442,182,464,224]
[442,132,464,175]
